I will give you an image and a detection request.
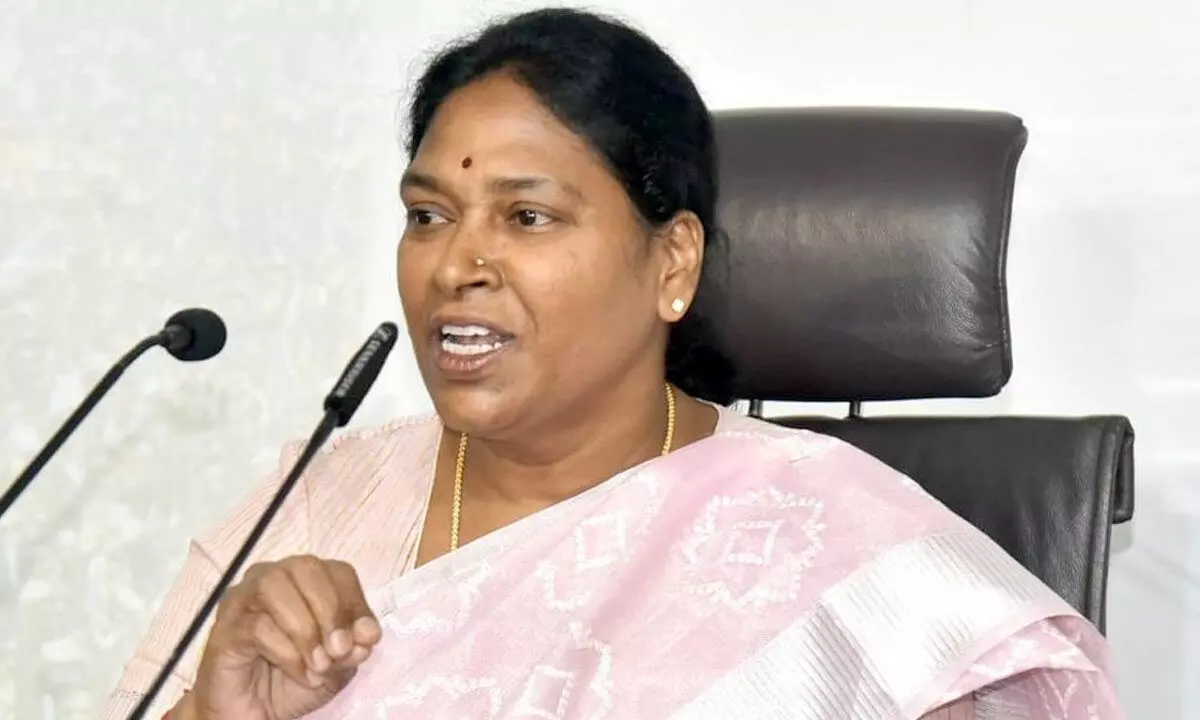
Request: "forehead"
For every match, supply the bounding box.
[411,73,604,180]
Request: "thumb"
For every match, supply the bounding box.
[319,664,358,694]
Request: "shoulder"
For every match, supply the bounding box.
[289,412,443,505]
[702,409,1077,615]
[277,412,442,470]
[712,408,846,463]
[713,409,914,486]
[709,408,976,545]
[196,413,443,565]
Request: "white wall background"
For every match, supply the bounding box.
[0,0,1196,717]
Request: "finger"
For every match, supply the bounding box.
[244,612,320,689]
[352,616,383,648]
[330,643,372,672]
[241,561,275,582]
[250,568,323,671]
[326,560,373,621]
[348,644,372,667]
[326,561,381,647]
[283,556,345,669]
[213,563,276,623]
[319,664,359,693]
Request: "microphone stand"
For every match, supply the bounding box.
[125,320,396,719]
[0,334,165,521]
[126,409,341,720]
[0,307,224,523]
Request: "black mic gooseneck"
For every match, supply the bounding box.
[126,321,399,720]
[0,308,227,523]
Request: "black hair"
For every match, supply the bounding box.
[405,7,736,405]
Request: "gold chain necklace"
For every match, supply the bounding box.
[449,382,676,551]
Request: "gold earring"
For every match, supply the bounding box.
[670,298,686,314]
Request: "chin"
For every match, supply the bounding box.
[429,383,525,437]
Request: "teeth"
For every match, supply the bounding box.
[442,339,506,355]
[441,324,494,337]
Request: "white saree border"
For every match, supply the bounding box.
[670,531,1079,720]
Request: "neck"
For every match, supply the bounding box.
[459,375,676,505]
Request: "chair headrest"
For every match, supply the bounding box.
[711,108,1028,402]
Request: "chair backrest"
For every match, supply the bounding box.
[709,108,1134,631]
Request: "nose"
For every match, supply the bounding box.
[430,219,499,298]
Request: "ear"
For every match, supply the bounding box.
[654,210,705,322]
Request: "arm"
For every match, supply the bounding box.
[102,540,222,720]
[164,691,199,720]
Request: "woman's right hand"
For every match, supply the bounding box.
[184,555,383,720]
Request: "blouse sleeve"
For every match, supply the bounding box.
[920,666,1122,719]
[100,443,312,720]
[919,617,1124,719]
[920,696,976,719]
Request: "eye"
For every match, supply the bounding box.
[406,208,450,228]
[511,208,554,228]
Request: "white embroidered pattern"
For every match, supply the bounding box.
[574,512,630,572]
[680,486,826,609]
[515,666,577,719]
[716,429,839,462]
[536,512,631,612]
[381,560,494,636]
[514,621,614,720]
[372,674,503,718]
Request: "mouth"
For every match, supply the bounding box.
[429,321,516,378]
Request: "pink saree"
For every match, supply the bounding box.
[306,414,1121,719]
[106,409,1121,719]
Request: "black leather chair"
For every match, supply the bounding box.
[709,108,1135,632]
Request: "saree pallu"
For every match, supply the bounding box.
[305,419,1122,719]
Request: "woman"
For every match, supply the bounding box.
[106,8,1122,719]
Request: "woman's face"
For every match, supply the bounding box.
[398,72,701,437]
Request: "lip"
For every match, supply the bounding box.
[427,312,517,381]
[428,312,516,339]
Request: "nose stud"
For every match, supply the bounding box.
[474,257,486,267]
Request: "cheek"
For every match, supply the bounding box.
[395,240,429,312]
[518,241,656,345]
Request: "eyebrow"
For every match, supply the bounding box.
[399,170,583,200]
[399,170,444,194]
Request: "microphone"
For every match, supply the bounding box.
[0,308,227,522]
[127,321,399,720]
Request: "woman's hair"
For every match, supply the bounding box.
[405,7,737,405]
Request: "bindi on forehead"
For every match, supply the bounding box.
[461,156,473,169]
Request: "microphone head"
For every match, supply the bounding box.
[163,308,227,362]
[323,322,399,426]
